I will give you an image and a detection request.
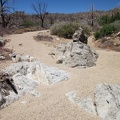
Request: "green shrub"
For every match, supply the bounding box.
[99,15,111,25]
[110,20,120,32]
[94,24,116,39]
[21,20,35,28]
[50,22,90,39]
[98,12,120,26]
[100,25,116,36]
[94,31,101,39]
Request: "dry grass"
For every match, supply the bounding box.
[13,27,42,34]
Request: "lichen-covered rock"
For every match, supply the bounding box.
[56,41,98,68]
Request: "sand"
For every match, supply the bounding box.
[0,31,120,120]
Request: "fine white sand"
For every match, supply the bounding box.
[0,31,120,120]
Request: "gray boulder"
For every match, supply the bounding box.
[72,27,88,44]
[4,61,69,85]
[56,41,98,68]
[95,84,120,120]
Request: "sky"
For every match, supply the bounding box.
[10,0,120,14]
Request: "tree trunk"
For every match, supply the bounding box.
[41,19,44,28]
[1,14,6,28]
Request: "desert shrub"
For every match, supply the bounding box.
[98,15,111,25]
[21,20,35,28]
[110,20,120,32]
[50,22,90,39]
[94,31,101,39]
[94,24,116,39]
[33,34,53,42]
[98,12,120,26]
[100,25,116,36]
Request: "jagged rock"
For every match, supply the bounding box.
[95,84,120,120]
[72,27,88,44]
[0,61,69,109]
[0,72,18,109]
[0,61,69,108]
[55,41,98,68]
[4,61,69,85]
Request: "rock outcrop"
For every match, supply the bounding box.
[0,61,69,109]
[66,84,120,120]
[72,27,88,44]
[55,41,98,68]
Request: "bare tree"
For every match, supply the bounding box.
[32,2,48,28]
[89,4,94,27]
[0,0,14,28]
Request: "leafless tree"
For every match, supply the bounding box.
[0,0,14,28]
[32,2,48,28]
[89,4,94,27]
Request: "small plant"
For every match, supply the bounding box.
[94,31,101,39]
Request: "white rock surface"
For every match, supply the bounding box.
[66,84,120,120]
[0,61,69,109]
[95,84,120,120]
[4,61,69,85]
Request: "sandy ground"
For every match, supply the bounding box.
[0,31,120,120]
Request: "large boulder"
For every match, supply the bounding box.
[4,61,69,85]
[55,41,98,68]
[72,27,88,44]
[0,61,69,109]
[95,84,120,120]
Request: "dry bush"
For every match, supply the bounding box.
[33,34,53,42]
[50,22,91,39]
[0,27,10,36]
